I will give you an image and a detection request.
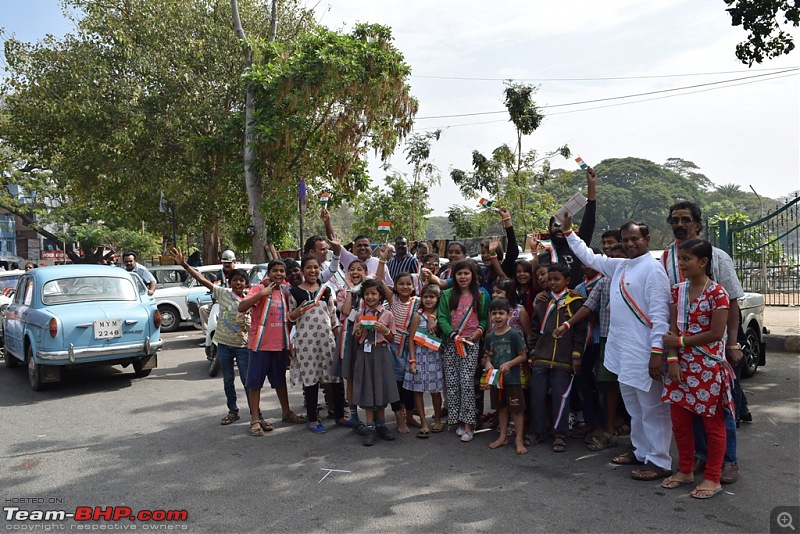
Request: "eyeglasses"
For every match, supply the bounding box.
[669,217,695,225]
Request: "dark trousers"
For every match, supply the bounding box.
[531,365,573,438]
[304,382,345,422]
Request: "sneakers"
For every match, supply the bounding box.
[460,430,474,443]
[306,421,326,434]
[455,424,466,437]
[363,427,377,446]
[376,425,395,441]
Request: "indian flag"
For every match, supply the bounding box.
[478,197,495,209]
[413,330,442,351]
[487,369,502,387]
[377,222,392,235]
[575,156,588,170]
[320,192,331,204]
[361,315,378,329]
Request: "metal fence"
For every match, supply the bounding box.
[710,196,799,306]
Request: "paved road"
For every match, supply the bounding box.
[2,328,798,533]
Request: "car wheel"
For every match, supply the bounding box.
[741,324,761,378]
[4,343,18,369]
[26,345,43,391]
[208,344,220,377]
[158,305,180,333]
[132,358,152,378]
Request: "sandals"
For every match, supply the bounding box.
[615,423,631,437]
[631,462,673,481]
[431,423,444,433]
[552,437,567,453]
[587,432,618,451]
[661,476,694,490]
[281,411,306,424]
[691,487,723,500]
[249,421,265,437]
[220,412,240,425]
[417,428,430,439]
[612,451,644,465]
[258,418,274,432]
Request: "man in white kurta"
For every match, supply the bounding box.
[565,221,673,477]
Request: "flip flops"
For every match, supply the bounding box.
[417,428,430,439]
[612,451,645,465]
[431,423,444,433]
[691,487,724,499]
[631,462,673,481]
[661,476,694,489]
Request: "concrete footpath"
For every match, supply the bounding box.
[764,305,800,352]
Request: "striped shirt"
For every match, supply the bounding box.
[387,254,419,281]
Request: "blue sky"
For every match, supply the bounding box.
[2,1,798,214]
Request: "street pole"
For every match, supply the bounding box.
[749,185,768,292]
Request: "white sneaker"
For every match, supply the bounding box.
[460,430,474,443]
[455,425,465,436]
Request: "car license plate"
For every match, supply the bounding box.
[94,319,122,339]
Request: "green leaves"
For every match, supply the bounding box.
[724,0,799,64]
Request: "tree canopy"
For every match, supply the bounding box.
[724,0,799,65]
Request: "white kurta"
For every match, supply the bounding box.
[567,232,670,392]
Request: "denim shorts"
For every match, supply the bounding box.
[245,350,288,390]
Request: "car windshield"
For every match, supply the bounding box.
[0,275,22,290]
[42,276,138,305]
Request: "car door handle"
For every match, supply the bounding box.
[124,320,138,325]
[76,323,92,328]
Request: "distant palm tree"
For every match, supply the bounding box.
[716,183,744,199]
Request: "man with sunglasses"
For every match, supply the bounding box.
[663,200,746,484]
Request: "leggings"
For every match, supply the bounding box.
[672,403,726,483]
[443,341,479,426]
[304,382,345,422]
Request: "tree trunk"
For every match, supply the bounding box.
[231,0,277,264]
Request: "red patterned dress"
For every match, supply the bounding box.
[662,281,732,417]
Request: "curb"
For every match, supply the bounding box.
[765,334,800,354]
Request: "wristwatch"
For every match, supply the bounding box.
[726,344,742,350]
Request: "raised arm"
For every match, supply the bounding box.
[171,247,214,292]
[498,207,519,277]
[562,214,620,278]
[577,169,597,246]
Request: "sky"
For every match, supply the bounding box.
[2,0,798,216]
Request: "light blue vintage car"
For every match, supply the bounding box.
[2,265,163,390]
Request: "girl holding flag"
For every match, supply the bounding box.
[405,283,445,438]
[286,255,345,433]
[335,260,369,428]
[437,260,489,443]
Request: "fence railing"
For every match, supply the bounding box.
[710,196,799,306]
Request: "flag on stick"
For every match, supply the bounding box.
[486,368,503,388]
[360,315,378,329]
[454,335,474,357]
[575,156,589,170]
[377,222,391,235]
[320,193,331,206]
[478,197,495,209]
[413,330,442,351]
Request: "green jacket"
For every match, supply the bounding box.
[437,288,489,339]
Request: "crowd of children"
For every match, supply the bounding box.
[173,184,746,500]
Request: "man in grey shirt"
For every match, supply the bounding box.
[122,251,156,295]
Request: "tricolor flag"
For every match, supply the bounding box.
[575,156,589,170]
[486,368,503,388]
[413,329,442,351]
[477,197,495,209]
[361,315,378,329]
[320,192,331,205]
[299,286,326,313]
[377,222,392,235]
[454,335,474,357]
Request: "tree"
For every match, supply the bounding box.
[2,0,301,262]
[724,0,800,65]
[240,22,417,259]
[662,158,716,191]
[351,175,432,242]
[449,83,566,234]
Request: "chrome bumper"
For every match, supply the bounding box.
[38,338,164,362]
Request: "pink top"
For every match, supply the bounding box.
[355,308,396,345]
[247,287,287,352]
[451,293,479,336]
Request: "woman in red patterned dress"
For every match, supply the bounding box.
[660,239,731,500]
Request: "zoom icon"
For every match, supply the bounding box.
[772,507,800,533]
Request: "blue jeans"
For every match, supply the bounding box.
[694,406,737,465]
[733,359,749,420]
[218,344,250,414]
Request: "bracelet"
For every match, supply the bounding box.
[489,253,498,258]
[563,229,574,236]
[501,215,511,221]
[726,344,742,350]
[408,359,417,364]
[562,321,571,330]
[378,259,386,264]
[679,335,686,347]
[667,355,679,363]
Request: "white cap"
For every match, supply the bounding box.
[221,250,236,262]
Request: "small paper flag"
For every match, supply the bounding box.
[361,316,378,329]
[487,368,503,388]
[575,156,589,170]
[413,330,442,351]
[377,222,391,235]
[320,193,331,205]
[454,335,474,357]
[478,197,495,209]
